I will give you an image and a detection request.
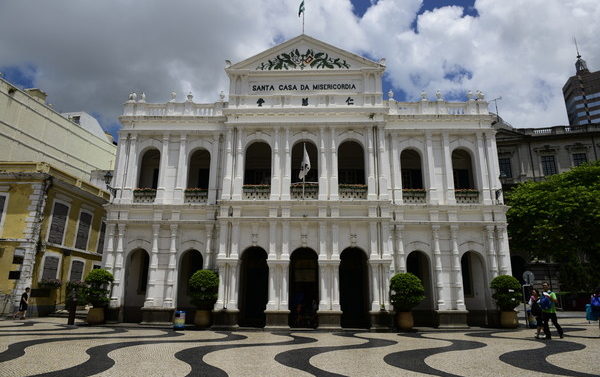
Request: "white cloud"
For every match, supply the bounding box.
[1,0,599,136]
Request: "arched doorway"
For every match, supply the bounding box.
[406,251,434,325]
[177,249,203,323]
[340,248,369,328]
[289,248,319,328]
[238,247,268,327]
[461,251,488,325]
[123,248,149,323]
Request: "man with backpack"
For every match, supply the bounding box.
[540,282,564,339]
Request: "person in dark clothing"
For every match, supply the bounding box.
[13,287,30,320]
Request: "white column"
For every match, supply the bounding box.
[330,127,339,200]
[370,263,381,311]
[228,263,239,310]
[332,264,340,311]
[221,129,233,200]
[442,133,454,205]
[175,134,187,193]
[204,224,214,269]
[271,127,281,200]
[432,226,445,309]
[395,225,406,274]
[144,224,160,307]
[104,223,116,272]
[366,126,377,200]
[110,224,126,308]
[125,135,138,190]
[164,224,178,308]
[318,127,328,200]
[267,263,277,310]
[281,128,291,200]
[425,132,439,204]
[475,132,491,204]
[377,125,389,200]
[390,136,402,204]
[157,134,170,201]
[319,265,329,310]
[209,134,220,204]
[450,226,466,310]
[496,225,511,275]
[486,225,499,278]
[232,128,244,200]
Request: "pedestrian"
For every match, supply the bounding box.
[528,288,543,339]
[540,282,563,339]
[12,287,30,320]
[591,287,600,335]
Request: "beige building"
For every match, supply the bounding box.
[0,77,116,316]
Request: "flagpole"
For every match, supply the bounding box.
[302,10,305,34]
[302,142,306,199]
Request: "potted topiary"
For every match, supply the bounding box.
[490,274,522,328]
[188,269,219,328]
[389,272,426,330]
[81,269,114,325]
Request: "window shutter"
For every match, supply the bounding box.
[75,212,92,250]
[48,203,68,244]
[97,221,106,254]
[42,256,59,279]
[69,260,84,281]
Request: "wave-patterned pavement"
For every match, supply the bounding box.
[0,315,598,377]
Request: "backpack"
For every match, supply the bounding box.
[531,299,542,316]
[540,293,553,310]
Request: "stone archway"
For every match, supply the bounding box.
[289,248,319,328]
[123,248,149,323]
[340,247,369,329]
[177,249,203,323]
[238,247,269,327]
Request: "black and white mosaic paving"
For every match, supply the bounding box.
[1,316,598,377]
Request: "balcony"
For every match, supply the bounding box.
[402,189,426,204]
[291,183,318,200]
[133,188,156,203]
[339,184,367,200]
[455,189,479,204]
[184,188,208,203]
[243,184,271,200]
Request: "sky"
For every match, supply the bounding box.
[1,0,599,141]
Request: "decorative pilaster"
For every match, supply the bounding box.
[144,224,160,307]
[486,225,499,278]
[432,226,445,309]
[450,226,466,310]
[110,224,126,308]
[164,224,178,308]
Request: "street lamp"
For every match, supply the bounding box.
[103,171,118,197]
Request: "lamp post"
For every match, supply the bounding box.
[103,171,118,197]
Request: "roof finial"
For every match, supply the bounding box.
[573,37,588,73]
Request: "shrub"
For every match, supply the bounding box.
[490,274,522,311]
[82,269,114,308]
[390,272,425,312]
[39,277,63,289]
[189,270,219,309]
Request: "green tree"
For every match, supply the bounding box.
[507,161,600,292]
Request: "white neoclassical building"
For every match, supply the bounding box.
[103,35,510,329]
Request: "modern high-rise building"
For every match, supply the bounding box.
[562,53,600,126]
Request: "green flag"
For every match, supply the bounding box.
[298,1,305,17]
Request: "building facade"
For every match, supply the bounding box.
[0,77,116,316]
[104,35,509,329]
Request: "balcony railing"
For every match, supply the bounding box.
[133,188,156,203]
[184,188,208,203]
[402,189,426,204]
[291,183,318,200]
[339,184,367,200]
[243,185,270,200]
[455,189,479,204]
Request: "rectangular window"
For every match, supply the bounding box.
[69,260,84,281]
[498,158,513,178]
[42,256,60,279]
[9,271,21,279]
[572,153,588,167]
[74,211,92,250]
[12,248,25,264]
[97,220,106,254]
[541,155,558,176]
[48,202,69,244]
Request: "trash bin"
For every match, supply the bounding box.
[173,310,186,330]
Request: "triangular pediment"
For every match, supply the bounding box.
[228,34,384,72]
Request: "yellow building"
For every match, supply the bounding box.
[0,163,110,316]
[0,77,116,317]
